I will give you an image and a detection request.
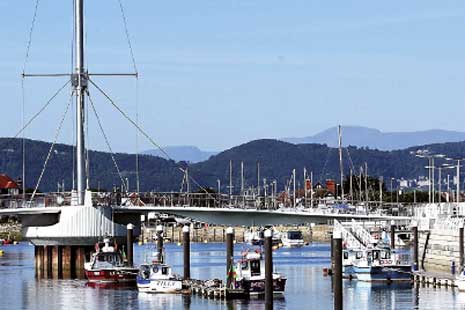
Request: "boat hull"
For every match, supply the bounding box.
[137,277,183,293]
[353,265,412,283]
[85,268,138,284]
[240,278,287,296]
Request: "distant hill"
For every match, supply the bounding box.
[0,138,185,192]
[3,137,465,193]
[143,146,217,163]
[283,126,465,150]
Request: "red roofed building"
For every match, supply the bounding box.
[0,174,19,195]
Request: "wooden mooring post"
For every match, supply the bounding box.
[333,229,343,310]
[127,223,134,267]
[390,220,395,249]
[412,221,418,270]
[264,229,273,310]
[183,225,191,280]
[156,224,164,263]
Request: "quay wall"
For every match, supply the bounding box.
[142,224,331,244]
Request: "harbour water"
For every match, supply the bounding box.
[1,242,465,309]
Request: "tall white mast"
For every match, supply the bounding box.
[338,125,344,201]
[75,0,87,205]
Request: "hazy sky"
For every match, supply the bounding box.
[2,1,465,152]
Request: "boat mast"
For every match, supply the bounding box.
[75,0,87,205]
[338,125,344,201]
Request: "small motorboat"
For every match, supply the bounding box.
[456,268,465,291]
[244,228,281,246]
[136,262,184,293]
[234,249,286,296]
[281,230,305,248]
[84,238,138,285]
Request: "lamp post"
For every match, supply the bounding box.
[416,151,445,204]
[444,158,465,204]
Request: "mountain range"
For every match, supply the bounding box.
[283,126,465,150]
[143,127,465,164]
[3,136,465,193]
[143,146,216,163]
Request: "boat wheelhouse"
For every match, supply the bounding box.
[234,250,286,296]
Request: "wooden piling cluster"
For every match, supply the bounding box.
[34,245,93,279]
[189,279,227,299]
[413,272,455,288]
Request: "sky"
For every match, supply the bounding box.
[2,1,465,153]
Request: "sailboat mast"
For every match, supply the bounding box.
[75,0,87,205]
[338,125,344,201]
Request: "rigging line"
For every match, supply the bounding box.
[22,0,40,75]
[135,78,140,195]
[344,147,356,173]
[14,80,71,139]
[21,76,27,201]
[318,147,332,183]
[87,91,127,193]
[117,0,138,74]
[88,78,218,201]
[30,92,74,204]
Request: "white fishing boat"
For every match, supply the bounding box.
[281,230,305,248]
[352,247,412,283]
[136,262,184,293]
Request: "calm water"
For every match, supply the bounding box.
[1,243,465,309]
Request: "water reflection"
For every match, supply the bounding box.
[3,243,465,309]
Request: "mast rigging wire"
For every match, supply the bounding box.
[30,92,74,203]
[14,80,71,139]
[116,0,138,75]
[87,91,127,193]
[88,78,218,201]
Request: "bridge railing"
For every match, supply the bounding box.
[0,191,415,218]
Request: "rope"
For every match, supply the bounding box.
[117,0,138,75]
[87,91,127,193]
[14,80,71,139]
[30,93,73,204]
[88,78,218,201]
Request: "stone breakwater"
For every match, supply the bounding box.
[0,222,22,241]
[142,224,331,244]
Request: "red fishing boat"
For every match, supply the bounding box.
[84,238,138,285]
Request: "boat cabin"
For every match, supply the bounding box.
[139,263,174,280]
[286,231,303,240]
[92,252,124,269]
[237,252,262,279]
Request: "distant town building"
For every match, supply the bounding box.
[0,174,19,195]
